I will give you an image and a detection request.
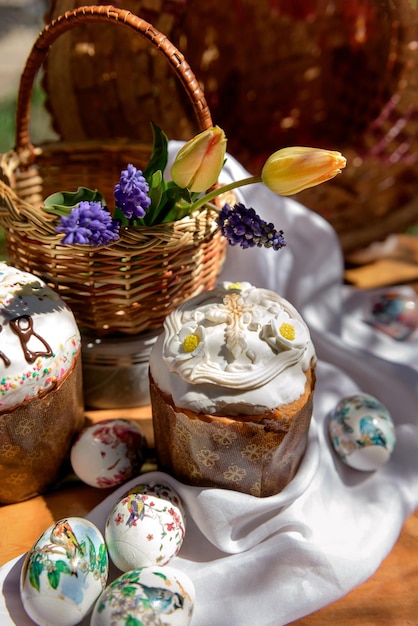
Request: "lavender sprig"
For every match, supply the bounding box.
[55,201,120,246]
[217,203,286,251]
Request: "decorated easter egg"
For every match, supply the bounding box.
[91,565,195,626]
[70,418,147,488]
[105,483,186,572]
[366,289,418,340]
[20,517,108,626]
[328,393,396,471]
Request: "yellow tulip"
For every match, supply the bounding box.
[171,126,227,192]
[261,146,347,196]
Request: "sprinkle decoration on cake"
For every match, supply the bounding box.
[150,281,317,497]
[0,263,81,411]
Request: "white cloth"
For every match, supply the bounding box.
[1,148,418,625]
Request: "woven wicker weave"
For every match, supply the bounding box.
[42,0,418,253]
[0,6,226,336]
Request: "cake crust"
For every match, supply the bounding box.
[0,352,84,504]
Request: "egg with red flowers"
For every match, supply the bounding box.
[70,418,147,488]
[105,483,186,572]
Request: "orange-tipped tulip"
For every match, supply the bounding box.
[171,126,227,192]
[261,146,347,196]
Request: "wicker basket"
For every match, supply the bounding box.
[0,5,226,336]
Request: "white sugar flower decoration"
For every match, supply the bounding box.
[222,281,252,293]
[262,312,309,350]
[172,323,206,361]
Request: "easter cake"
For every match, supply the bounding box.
[0,263,84,503]
[149,281,316,496]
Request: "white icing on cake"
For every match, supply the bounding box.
[0,263,81,411]
[149,281,316,415]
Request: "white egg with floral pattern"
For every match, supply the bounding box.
[91,565,195,626]
[328,393,396,471]
[70,418,148,488]
[105,483,186,572]
[20,517,108,626]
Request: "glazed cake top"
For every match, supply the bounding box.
[0,263,80,411]
[150,281,316,415]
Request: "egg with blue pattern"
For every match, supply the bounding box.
[20,517,108,626]
[328,393,396,471]
[90,565,195,626]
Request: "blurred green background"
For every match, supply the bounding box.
[0,0,54,153]
[0,79,54,153]
[0,0,55,257]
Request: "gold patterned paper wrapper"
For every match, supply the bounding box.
[0,354,85,504]
[151,370,315,497]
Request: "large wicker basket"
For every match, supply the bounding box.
[0,5,226,336]
[41,0,418,254]
[171,0,418,254]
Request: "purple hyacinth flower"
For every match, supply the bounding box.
[114,163,151,220]
[56,201,120,246]
[217,203,286,251]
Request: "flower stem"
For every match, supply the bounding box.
[190,175,262,212]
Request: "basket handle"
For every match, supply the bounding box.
[15,4,213,161]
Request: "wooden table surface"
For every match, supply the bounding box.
[1,236,418,624]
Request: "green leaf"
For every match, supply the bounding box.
[122,570,141,583]
[156,184,194,224]
[88,536,96,570]
[47,569,61,590]
[98,543,108,572]
[161,200,191,223]
[122,584,141,597]
[142,122,168,183]
[97,600,106,614]
[43,187,105,216]
[55,560,71,575]
[140,169,165,226]
[112,205,129,225]
[79,540,87,558]
[28,557,43,592]
[126,615,142,626]
[148,169,164,209]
